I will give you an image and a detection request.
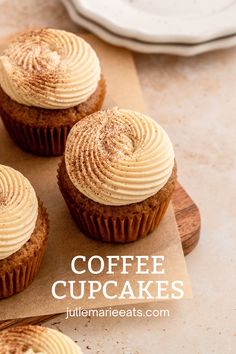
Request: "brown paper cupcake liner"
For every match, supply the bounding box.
[0,201,49,299]
[0,243,46,299]
[58,171,173,243]
[0,77,106,156]
[1,110,72,156]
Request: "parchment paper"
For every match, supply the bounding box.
[0,35,192,321]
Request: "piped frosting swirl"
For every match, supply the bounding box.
[0,28,101,109]
[0,165,38,260]
[65,108,175,206]
[0,325,83,354]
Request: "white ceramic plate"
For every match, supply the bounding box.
[62,0,236,55]
[72,0,236,44]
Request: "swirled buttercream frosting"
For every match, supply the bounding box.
[0,326,83,354]
[0,28,101,109]
[65,108,175,206]
[0,165,38,260]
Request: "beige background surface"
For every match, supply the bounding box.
[0,1,235,353]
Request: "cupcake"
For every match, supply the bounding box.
[0,28,105,156]
[0,325,83,353]
[58,107,176,243]
[0,165,49,298]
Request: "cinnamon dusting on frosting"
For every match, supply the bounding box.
[0,28,101,109]
[65,107,175,206]
[0,325,82,354]
[0,165,38,260]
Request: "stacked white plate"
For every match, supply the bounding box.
[61,0,236,55]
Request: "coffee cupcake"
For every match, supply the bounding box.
[0,325,83,353]
[0,28,105,156]
[58,108,176,243]
[0,165,49,298]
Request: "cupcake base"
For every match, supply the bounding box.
[0,112,72,156]
[58,159,177,243]
[0,77,106,156]
[0,200,49,299]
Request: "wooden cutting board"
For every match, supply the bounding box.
[0,32,200,330]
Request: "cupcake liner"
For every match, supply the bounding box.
[0,76,106,157]
[0,244,46,298]
[1,110,71,156]
[58,170,173,243]
[0,201,49,299]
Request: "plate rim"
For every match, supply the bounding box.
[61,0,236,55]
[72,0,236,44]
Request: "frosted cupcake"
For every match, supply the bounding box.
[0,165,49,298]
[58,108,176,243]
[0,28,105,156]
[0,325,83,353]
